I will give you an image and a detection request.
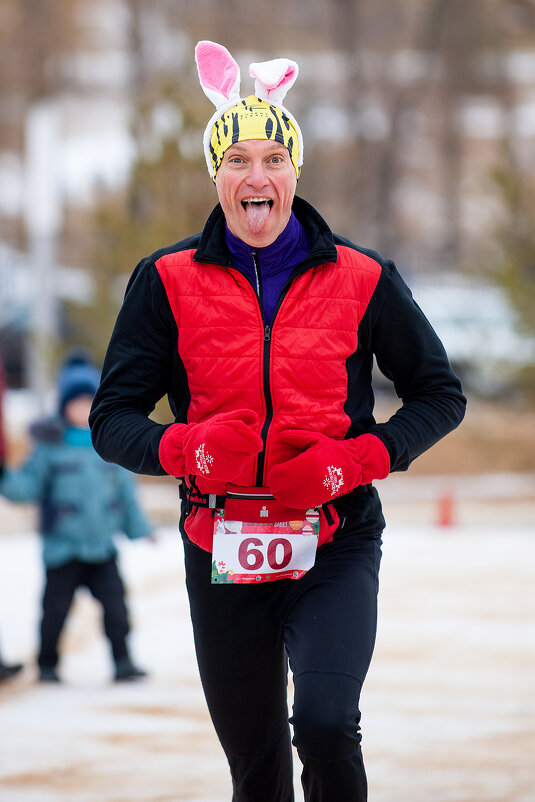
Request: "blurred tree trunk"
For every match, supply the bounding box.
[418,0,495,270]
[329,0,361,238]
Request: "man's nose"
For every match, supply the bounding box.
[246,160,268,188]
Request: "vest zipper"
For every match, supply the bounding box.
[257,322,273,485]
[252,251,262,301]
[250,254,316,486]
[230,255,312,487]
[251,251,272,486]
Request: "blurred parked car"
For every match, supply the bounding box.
[409,276,535,397]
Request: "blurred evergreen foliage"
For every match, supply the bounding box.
[63,80,213,366]
[490,157,535,401]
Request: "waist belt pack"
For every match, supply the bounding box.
[225,487,306,524]
[180,480,370,526]
[181,482,306,522]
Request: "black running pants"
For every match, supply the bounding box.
[184,533,382,802]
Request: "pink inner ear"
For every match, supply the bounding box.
[278,65,297,87]
[250,62,297,93]
[196,43,239,99]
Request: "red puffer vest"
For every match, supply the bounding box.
[156,244,381,551]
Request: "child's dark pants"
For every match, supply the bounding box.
[39,558,130,668]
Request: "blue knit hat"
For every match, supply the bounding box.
[58,351,100,416]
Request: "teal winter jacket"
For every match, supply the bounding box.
[0,420,152,568]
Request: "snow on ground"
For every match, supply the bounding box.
[0,481,534,802]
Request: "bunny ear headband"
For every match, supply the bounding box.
[195,40,303,182]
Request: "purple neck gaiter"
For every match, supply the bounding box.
[224,212,310,324]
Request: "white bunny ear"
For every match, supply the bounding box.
[195,41,241,109]
[249,58,299,106]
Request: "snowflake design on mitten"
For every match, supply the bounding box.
[323,465,344,496]
[195,443,214,474]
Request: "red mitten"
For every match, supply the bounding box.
[159,409,263,482]
[268,430,390,509]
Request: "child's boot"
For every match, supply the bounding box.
[38,665,60,683]
[0,660,23,682]
[114,655,147,682]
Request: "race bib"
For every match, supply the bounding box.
[212,507,320,584]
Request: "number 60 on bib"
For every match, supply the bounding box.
[211,511,319,584]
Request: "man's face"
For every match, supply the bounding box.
[215,139,297,248]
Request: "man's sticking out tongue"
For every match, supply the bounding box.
[243,199,271,234]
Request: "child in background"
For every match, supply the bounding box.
[0,352,154,683]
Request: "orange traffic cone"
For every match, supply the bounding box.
[437,487,455,527]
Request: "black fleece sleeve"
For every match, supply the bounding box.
[365,261,466,472]
[89,258,188,475]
